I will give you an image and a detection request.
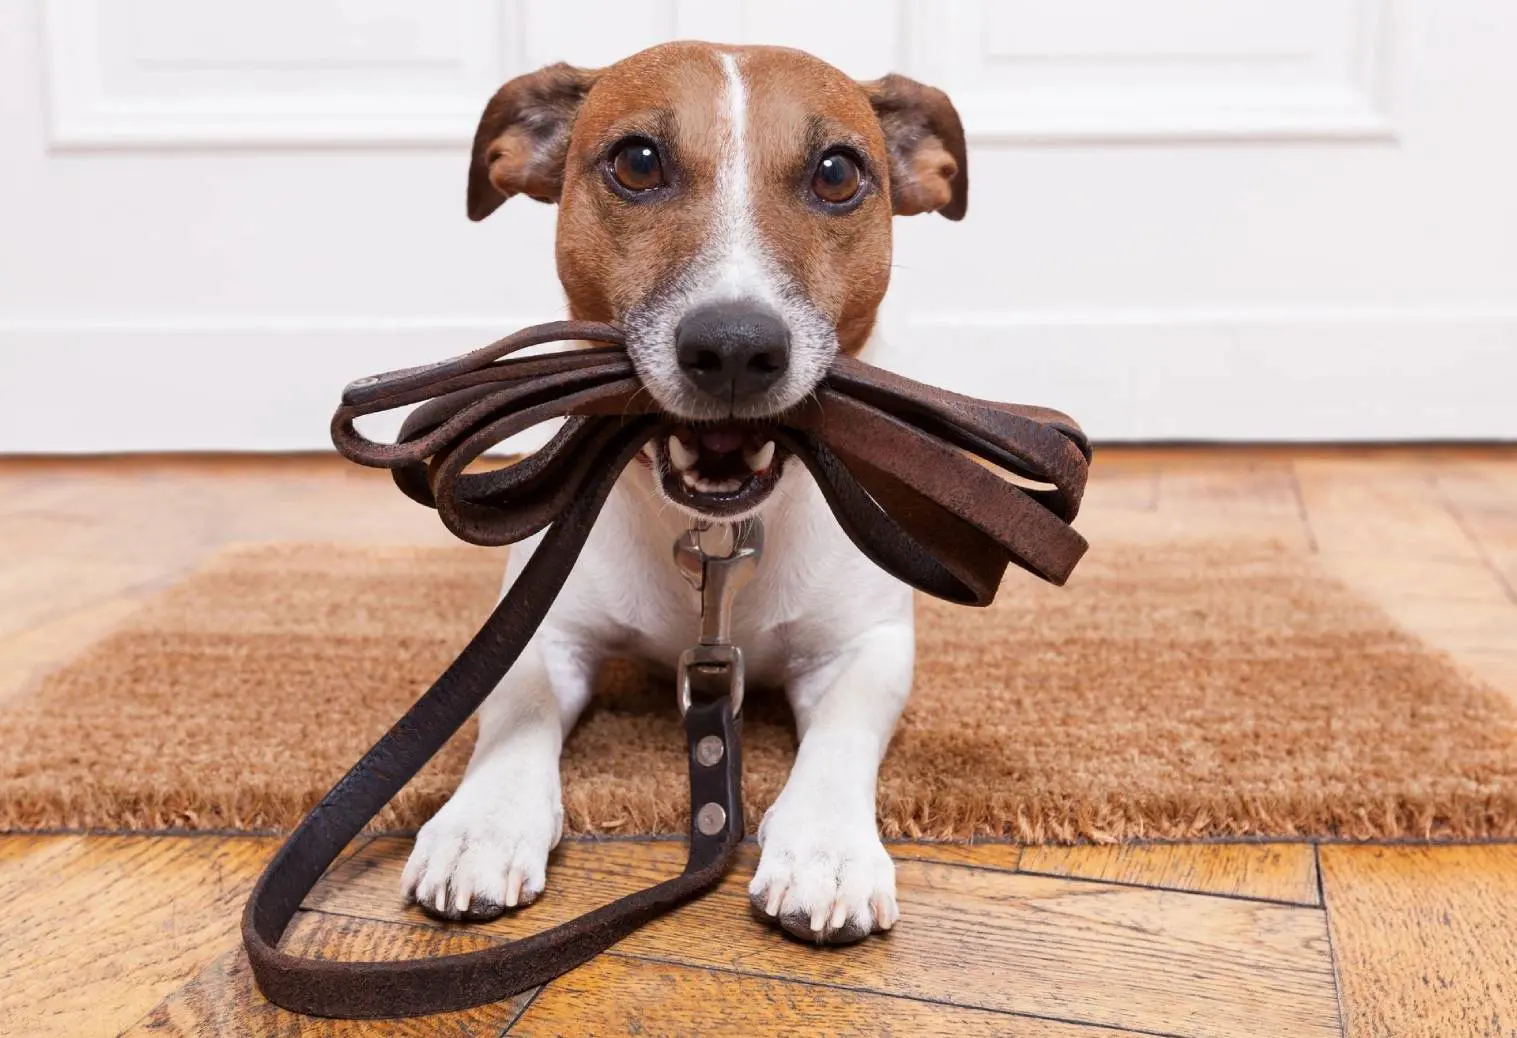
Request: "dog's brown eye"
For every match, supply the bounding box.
[812,151,861,204]
[611,140,664,192]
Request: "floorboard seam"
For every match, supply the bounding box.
[887,851,1022,875]
[1011,865,1322,908]
[1289,463,1322,554]
[499,983,545,1035]
[114,941,244,1036]
[1437,475,1517,606]
[1314,844,1351,1038]
[0,578,165,646]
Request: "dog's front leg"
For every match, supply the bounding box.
[401,627,595,920]
[749,618,914,943]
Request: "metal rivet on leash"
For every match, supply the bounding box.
[679,525,747,841]
[696,802,728,836]
[695,734,725,767]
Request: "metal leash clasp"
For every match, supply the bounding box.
[672,517,763,717]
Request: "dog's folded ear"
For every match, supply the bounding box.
[860,74,969,221]
[467,63,599,221]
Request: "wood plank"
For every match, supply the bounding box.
[1078,460,1313,550]
[0,458,464,597]
[512,951,1131,1037]
[312,838,1340,1038]
[1295,461,1484,562]
[1453,651,1517,709]
[1298,460,1517,661]
[1318,552,1514,606]
[1436,463,1517,595]
[0,835,278,1038]
[1158,462,1305,520]
[1320,844,1517,1038]
[1081,460,1158,513]
[1315,550,1517,659]
[1019,843,1320,905]
[0,478,224,568]
[0,593,145,705]
[1356,598,1517,654]
[0,553,164,641]
[126,911,533,1037]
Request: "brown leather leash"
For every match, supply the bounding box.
[242,319,1090,1018]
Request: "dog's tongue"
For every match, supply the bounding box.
[698,427,745,454]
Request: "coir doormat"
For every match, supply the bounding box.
[2,541,1514,841]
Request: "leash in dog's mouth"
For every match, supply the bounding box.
[246,317,1091,1020]
[644,421,789,516]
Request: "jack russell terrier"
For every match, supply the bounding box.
[402,40,968,944]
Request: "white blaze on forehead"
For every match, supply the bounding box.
[620,47,839,422]
[700,52,781,307]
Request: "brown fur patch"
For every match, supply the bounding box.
[467,63,598,220]
[861,74,969,220]
[554,44,729,326]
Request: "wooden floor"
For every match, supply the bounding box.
[1,447,1515,1037]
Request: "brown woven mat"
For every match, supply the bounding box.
[3,540,1514,840]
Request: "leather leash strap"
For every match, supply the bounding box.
[243,319,1090,1018]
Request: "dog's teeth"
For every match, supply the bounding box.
[689,476,742,495]
[668,435,698,471]
[744,441,775,473]
[681,469,700,489]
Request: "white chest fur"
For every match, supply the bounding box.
[511,459,914,688]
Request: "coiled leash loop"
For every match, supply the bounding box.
[243,320,1090,1018]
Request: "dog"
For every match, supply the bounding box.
[401,40,967,944]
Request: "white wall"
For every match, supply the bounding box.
[1,0,1514,452]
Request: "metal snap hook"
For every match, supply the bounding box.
[673,518,763,715]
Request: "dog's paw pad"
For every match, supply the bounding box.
[747,805,898,945]
[752,900,876,945]
[401,792,561,921]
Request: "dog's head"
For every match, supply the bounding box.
[468,41,967,519]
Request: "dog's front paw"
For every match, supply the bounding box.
[401,779,563,922]
[747,796,899,944]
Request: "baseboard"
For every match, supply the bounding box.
[878,307,1517,442]
[0,317,556,453]
[2,308,1513,451]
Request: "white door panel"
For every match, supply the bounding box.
[2,0,1513,450]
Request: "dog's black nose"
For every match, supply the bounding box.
[675,302,790,402]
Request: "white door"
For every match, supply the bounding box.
[2,0,1514,450]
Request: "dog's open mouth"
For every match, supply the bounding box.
[648,422,789,517]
